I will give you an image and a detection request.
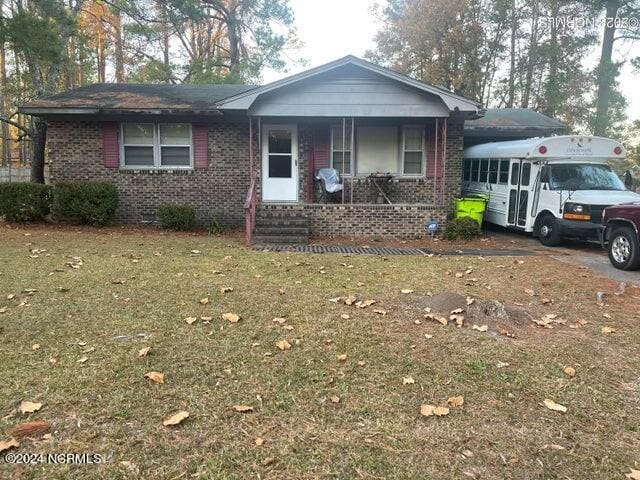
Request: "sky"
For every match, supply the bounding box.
[262,0,640,123]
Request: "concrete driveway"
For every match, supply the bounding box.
[486,225,640,286]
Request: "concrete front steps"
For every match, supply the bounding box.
[252,208,310,247]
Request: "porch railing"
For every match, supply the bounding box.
[244,171,258,245]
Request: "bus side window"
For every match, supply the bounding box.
[479,159,489,183]
[489,159,499,184]
[521,163,531,186]
[510,162,520,185]
[499,160,509,184]
[471,159,480,181]
[463,159,471,181]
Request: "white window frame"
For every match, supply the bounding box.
[330,124,354,177]
[120,123,193,170]
[401,125,425,177]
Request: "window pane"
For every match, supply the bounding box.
[160,124,190,145]
[479,159,489,183]
[268,155,292,178]
[510,163,519,185]
[499,160,509,184]
[463,160,471,181]
[123,124,154,145]
[404,151,422,174]
[333,151,351,174]
[471,159,480,181]
[332,126,352,152]
[268,130,292,154]
[489,159,499,184]
[404,127,422,151]
[161,146,190,166]
[355,126,398,175]
[124,146,154,166]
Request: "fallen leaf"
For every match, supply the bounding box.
[466,296,475,306]
[563,366,576,377]
[425,313,448,326]
[402,376,415,385]
[275,340,291,351]
[255,437,264,446]
[272,317,287,324]
[601,326,616,334]
[626,469,640,480]
[543,398,567,413]
[434,406,450,416]
[450,308,464,314]
[9,420,49,438]
[220,287,234,294]
[77,356,88,364]
[232,405,254,413]
[222,313,240,323]
[420,404,435,416]
[472,324,488,332]
[32,343,40,350]
[448,396,464,407]
[340,314,350,319]
[373,309,387,316]
[344,295,357,305]
[185,316,197,325]
[401,289,414,294]
[450,314,464,327]
[19,401,42,414]
[336,354,348,361]
[199,298,209,305]
[163,410,189,426]
[330,395,340,403]
[138,347,151,357]
[262,457,274,466]
[0,438,19,452]
[144,372,164,384]
[355,299,377,308]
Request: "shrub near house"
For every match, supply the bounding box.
[0,183,52,222]
[51,182,119,226]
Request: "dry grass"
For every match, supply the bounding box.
[0,224,639,480]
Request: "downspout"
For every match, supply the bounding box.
[441,119,447,206]
[434,119,439,206]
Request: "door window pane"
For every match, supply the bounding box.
[521,163,531,186]
[123,124,154,144]
[463,160,471,181]
[510,163,520,185]
[161,146,190,166]
[268,155,292,178]
[124,146,154,166]
[160,124,190,145]
[518,190,529,226]
[508,189,517,223]
[268,130,292,154]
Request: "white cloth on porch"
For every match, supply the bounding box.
[316,168,343,193]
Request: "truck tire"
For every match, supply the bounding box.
[536,214,562,247]
[608,226,640,270]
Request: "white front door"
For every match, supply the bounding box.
[262,125,298,202]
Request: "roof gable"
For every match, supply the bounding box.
[218,55,482,115]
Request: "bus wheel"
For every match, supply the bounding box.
[536,214,561,247]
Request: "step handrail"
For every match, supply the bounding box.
[244,172,258,245]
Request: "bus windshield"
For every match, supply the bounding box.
[549,164,626,191]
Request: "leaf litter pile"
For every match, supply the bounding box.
[1,225,639,479]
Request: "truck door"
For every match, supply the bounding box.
[507,159,534,229]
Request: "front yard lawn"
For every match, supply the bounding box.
[1,225,639,479]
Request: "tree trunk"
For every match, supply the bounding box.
[594,0,619,136]
[542,0,559,116]
[113,10,125,83]
[522,1,539,109]
[507,0,517,108]
[0,20,9,168]
[30,117,46,184]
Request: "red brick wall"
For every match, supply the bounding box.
[46,120,257,226]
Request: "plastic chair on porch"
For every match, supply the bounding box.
[316,168,344,203]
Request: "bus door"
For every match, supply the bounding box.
[507,159,533,229]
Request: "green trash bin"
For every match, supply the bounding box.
[454,195,488,225]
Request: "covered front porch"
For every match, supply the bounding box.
[244,115,462,244]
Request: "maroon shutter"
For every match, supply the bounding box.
[312,127,330,169]
[102,122,119,169]
[192,124,209,169]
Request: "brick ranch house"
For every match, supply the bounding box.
[20,56,564,245]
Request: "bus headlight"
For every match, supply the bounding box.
[563,203,591,221]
